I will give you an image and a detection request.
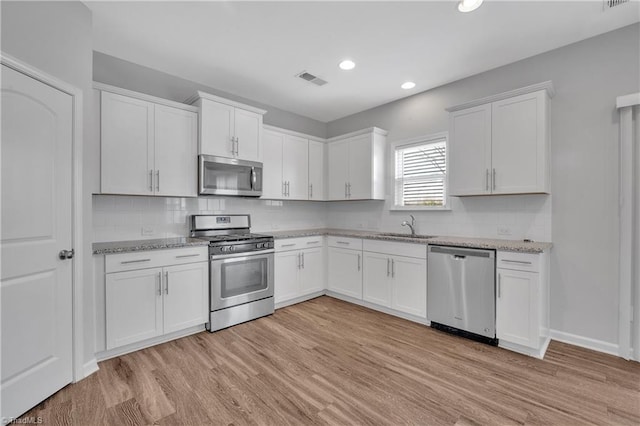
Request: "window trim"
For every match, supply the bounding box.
[389,131,451,211]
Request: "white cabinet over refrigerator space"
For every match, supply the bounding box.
[447,82,553,196]
[186,91,266,162]
[98,84,198,197]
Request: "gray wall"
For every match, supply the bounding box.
[327,23,640,346]
[1,2,96,367]
[93,52,328,139]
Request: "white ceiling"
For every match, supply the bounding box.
[87,1,639,122]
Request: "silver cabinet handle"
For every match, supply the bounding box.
[497,273,501,298]
[357,254,361,271]
[230,136,236,156]
[282,181,286,196]
[281,243,296,247]
[336,241,350,245]
[286,181,290,197]
[235,136,239,156]
[387,258,390,277]
[501,259,533,265]
[165,271,169,295]
[306,241,320,245]
[391,259,395,277]
[345,182,348,198]
[309,183,313,199]
[297,252,301,269]
[301,252,305,268]
[121,258,151,264]
[492,168,496,190]
[486,169,489,191]
[156,170,160,192]
[157,272,162,296]
[348,183,352,198]
[176,253,200,258]
[149,169,154,192]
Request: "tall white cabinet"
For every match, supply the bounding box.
[186,91,266,162]
[447,82,553,196]
[98,84,198,197]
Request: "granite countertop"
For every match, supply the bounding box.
[93,237,209,255]
[270,228,552,253]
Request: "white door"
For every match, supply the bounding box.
[1,65,74,419]
[327,247,362,299]
[448,104,492,196]
[101,91,154,195]
[308,140,325,201]
[283,135,309,200]
[154,105,198,197]
[347,134,372,200]
[363,252,391,307]
[391,256,427,318]
[496,269,539,348]
[106,268,163,349]
[299,247,325,295]
[163,263,208,334]
[491,91,546,194]
[200,99,234,157]
[274,251,300,304]
[327,140,349,200]
[262,130,284,199]
[234,108,262,162]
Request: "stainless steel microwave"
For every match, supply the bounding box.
[199,155,263,197]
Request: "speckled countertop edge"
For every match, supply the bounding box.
[269,228,552,253]
[93,237,209,255]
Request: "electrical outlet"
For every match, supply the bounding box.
[141,226,155,236]
[497,226,512,236]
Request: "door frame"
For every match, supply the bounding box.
[1,52,86,381]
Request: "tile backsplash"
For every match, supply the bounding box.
[92,195,328,243]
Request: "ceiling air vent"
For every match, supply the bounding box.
[603,0,629,10]
[296,71,328,86]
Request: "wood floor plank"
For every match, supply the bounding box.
[21,296,640,425]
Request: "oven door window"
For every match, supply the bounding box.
[221,257,268,298]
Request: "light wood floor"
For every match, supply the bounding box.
[24,296,640,425]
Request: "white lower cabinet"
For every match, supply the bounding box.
[496,251,549,357]
[104,248,208,351]
[362,241,427,318]
[327,246,363,299]
[274,237,326,305]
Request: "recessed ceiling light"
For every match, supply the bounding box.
[458,0,483,13]
[339,60,356,71]
[401,82,416,90]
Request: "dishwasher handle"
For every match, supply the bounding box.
[429,245,495,259]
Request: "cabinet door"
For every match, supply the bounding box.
[299,247,325,295]
[347,134,373,200]
[262,130,284,199]
[327,140,349,200]
[283,135,309,200]
[200,99,234,158]
[106,267,163,349]
[234,108,262,162]
[391,256,427,318]
[363,252,391,307]
[308,140,325,201]
[154,105,198,197]
[496,268,539,348]
[101,91,154,195]
[327,247,362,299]
[448,104,492,196]
[162,262,209,334]
[491,91,548,194]
[274,250,301,304]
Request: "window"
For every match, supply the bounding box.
[394,134,447,209]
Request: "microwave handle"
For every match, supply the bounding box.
[250,166,256,190]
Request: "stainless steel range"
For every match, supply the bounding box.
[190,214,274,332]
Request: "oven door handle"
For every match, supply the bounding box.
[210,249,274,261]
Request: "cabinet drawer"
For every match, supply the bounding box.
[106,247,208,273]
[275,236,325,252]
[497,251,540,272]
[363,239,426,259]
[327,236,362,250]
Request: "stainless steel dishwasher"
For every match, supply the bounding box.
[427,245,497,344]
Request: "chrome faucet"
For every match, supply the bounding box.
[401,215,416,236]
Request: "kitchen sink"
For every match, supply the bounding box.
[378,232,435,239]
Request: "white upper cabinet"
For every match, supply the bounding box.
[327,127,386,201]
[187,91,266,162]
[308,140,325,201]
[283,134,309,199]
[447,82,553,196]
[262,130,285,199]
[99,85,198,197]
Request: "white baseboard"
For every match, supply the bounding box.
[81,358,99,380]
[550,329,619,357]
